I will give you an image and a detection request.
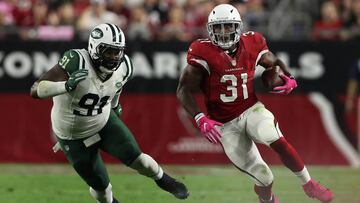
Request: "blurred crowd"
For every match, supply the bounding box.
[0,0,360,41]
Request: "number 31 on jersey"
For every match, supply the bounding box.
[220,73,248,102]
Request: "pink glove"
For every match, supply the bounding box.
[195,113,223,143]
[272,74,298,94]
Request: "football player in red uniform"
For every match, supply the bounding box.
[177,4,334,203]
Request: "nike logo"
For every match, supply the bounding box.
[203,123,207,131]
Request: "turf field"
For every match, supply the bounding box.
[0,164,358,203]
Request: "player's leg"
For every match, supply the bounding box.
[219,119,277,203]
[128,153,189,199]
[98,111,189,199]
[56,137,117,203]
[90,183,119,203]
[246,102,334,202]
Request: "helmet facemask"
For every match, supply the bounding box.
[207,21,243,50]
[93,43,124,74]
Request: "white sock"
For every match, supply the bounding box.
[130,153,164,180]
[89,183,113,203]
[154,166,164,180]
[294,166,311,185]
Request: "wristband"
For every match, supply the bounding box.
[37,80,67,98]
[194,112,205,123]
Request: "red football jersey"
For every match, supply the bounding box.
[187,31,269,123]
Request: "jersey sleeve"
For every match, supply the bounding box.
[122,54,134,84]
[253,32,268,52]
[58,49,85,75]
[186,40,210,74]
[251,32,269,66]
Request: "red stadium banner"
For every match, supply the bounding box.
[0,93,352,165]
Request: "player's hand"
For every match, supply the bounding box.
[65,69,88,92]
[195,113,223,143]
[272,74,297,95]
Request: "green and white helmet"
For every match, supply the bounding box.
[207,4,243,50]
[88,23,125,73]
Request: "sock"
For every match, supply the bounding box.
[154,166,164,180]
[254,183,273,201]
[89,183,113,203]
[294,166,311,185]
[130,153,164,180]
[270,137,304,172]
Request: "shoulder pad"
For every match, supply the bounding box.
[122,54,133,83]
[58,49,85,75]
[241,31,268,53]
[188,39,212,59]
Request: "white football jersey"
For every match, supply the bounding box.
[51,49,133,140]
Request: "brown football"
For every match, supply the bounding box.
[261,66,284,90]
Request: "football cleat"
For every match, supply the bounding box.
[155,173,189,199]
[259,194,278,203]
[303,179,334,203]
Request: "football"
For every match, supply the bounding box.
[261,66,284,90]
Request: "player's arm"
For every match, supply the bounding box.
[176,64,204,117]
[30,64,69,99]
[345,64,359,112]
[110,54,133,117]
[111,89,122,117]
[252,32,292,77]
[177,64,223,143]
[258,51,297,94]
[258,51,293,77]
[345,79,358,113]
[30,50,88,99]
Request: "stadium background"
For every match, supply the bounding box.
[1,0,360,202]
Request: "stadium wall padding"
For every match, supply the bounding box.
[0,40,359,165]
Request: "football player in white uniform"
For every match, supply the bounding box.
[30,23,189,203]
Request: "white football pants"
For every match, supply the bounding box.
[219,102,283,186]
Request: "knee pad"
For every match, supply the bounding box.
[249,119,283,146]
[129,153,163,179]
[248,162,274,187]
[246,106,283,146]
[89,183,113,203]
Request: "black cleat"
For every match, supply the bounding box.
[155,173,189,199]
[112,197,119,203]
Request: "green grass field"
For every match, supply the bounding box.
[0,164,359,203]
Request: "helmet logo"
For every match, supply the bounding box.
[91,28,103,39]
[115,82,122,88]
